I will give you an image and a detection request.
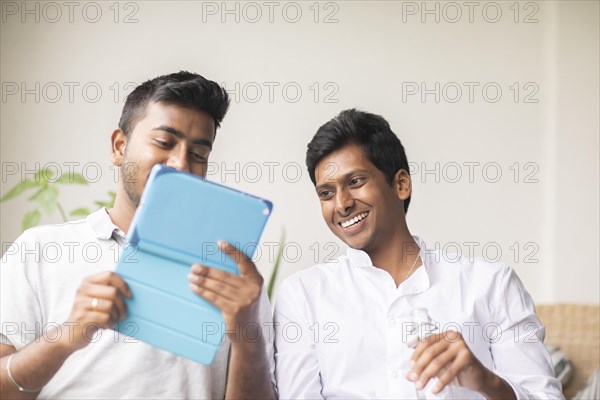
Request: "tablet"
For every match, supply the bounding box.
[115,164,273,365]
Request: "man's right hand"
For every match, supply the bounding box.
[1,271,131,399]
[65,271,131,350]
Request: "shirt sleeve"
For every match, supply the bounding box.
[273,278,324,400]
[490,266,564,400]
[0,229,44,350]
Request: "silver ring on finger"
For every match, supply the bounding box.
[91,297,99,311]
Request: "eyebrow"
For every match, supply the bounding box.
[153,125,213,149]
[315,168,369,192]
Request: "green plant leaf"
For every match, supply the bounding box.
[70,208,91,217]
[34,168,56,183]
[22,209,41,230]
[57,172,88,185]
[29,185,59,215]
[267,229,286,300]
[0,180,40,202]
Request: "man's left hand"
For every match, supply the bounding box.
[188,241,264,345]
[406,331,515,398]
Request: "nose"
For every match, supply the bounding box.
[165,146,189,173]
[335,188,354,216]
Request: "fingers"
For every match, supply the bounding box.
[189,277,262,329]
[188,264,241,299]
[189,264,262,302]
[188,242,264,341]
[81,283,127,321]
[85,271,132,298]
[218,241,261,281]
[188,283,243,313]
[407,331,469,393]
[408,334,448,388]
[410,344,455,391]
[81,310,118,330]
[411,333,448,363]
[188,241,264,291]
[72,272,132,330]
[189,263,244,288]
[432,348,471,393]
[87,296,119,325]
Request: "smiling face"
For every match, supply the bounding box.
[315,144,411,254]
[111,101,216,208]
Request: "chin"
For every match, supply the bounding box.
[349,241,370,251]
[336,233,369,251]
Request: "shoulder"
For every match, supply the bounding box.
[18,217,93,242]
[427,246,511,273]
[425,249,534,322]
[279,256,351,294]
[275,256,354,314]
[426,249,515,297]
[273,260,347,325]
[2,215,98,266]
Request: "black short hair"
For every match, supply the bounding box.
[306,109,411,212]
[118,71,230,137]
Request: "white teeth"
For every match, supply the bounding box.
[341,212,368,228]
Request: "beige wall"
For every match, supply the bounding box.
[1,1,598,304]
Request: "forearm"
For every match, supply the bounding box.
[0,325,79,400]
[225,340,275,400]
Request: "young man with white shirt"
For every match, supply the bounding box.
[274,109,563,399]
[0,71,276,399]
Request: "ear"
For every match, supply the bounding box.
[111,129,127,166]
[393,169,412,201]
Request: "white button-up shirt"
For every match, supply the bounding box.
[274,237,563,399]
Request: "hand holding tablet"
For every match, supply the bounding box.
[115,164,272,365]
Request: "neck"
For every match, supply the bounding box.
[369,232,422,287]
[108,191,136,234]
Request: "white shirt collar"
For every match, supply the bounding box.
[345,235,431,292]
[86,208,126,243]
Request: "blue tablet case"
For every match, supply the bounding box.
[115,164,272,365]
